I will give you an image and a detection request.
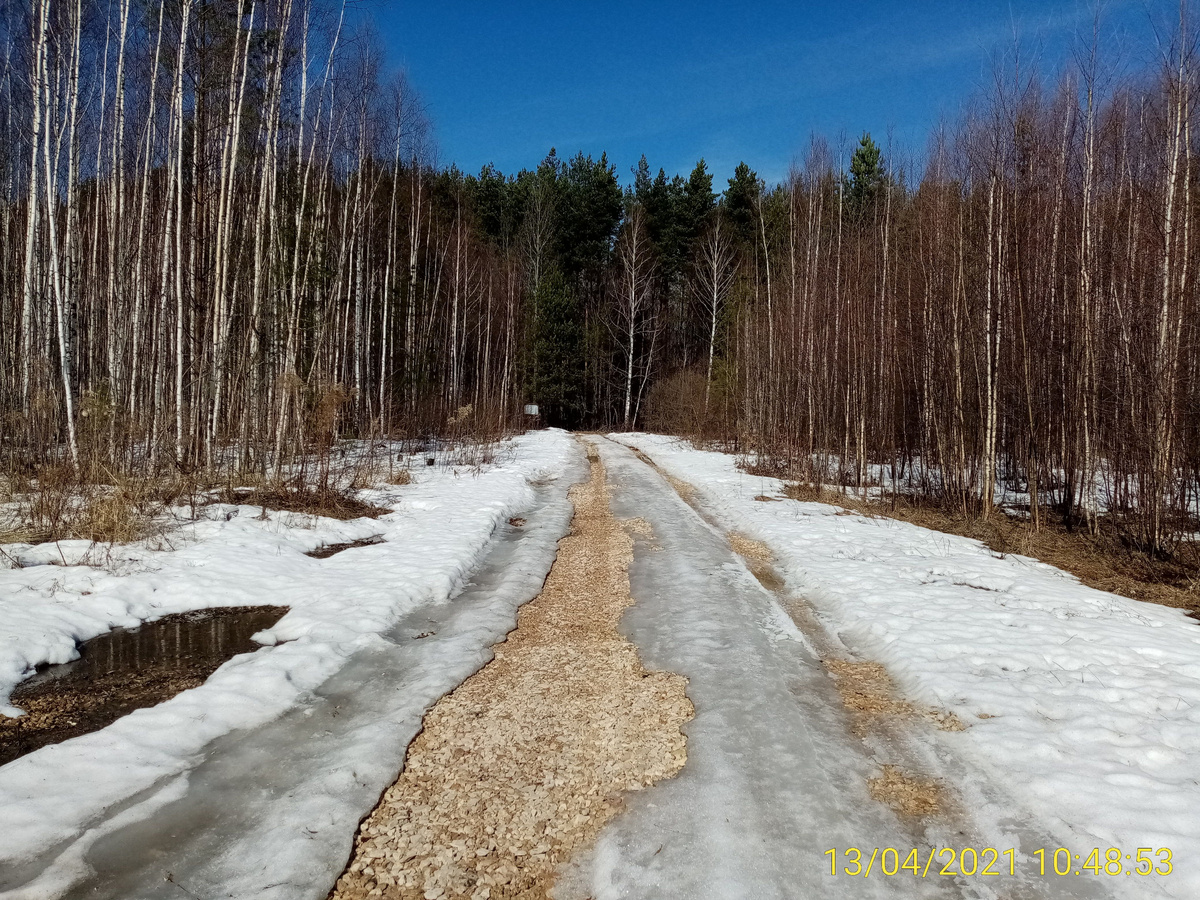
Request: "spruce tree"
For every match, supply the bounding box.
[722,162,761,250]
[527,271,584,427]
[845,133,886,220]
[556,152,623,285]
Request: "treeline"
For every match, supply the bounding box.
[717,28,1200,558]
[2,0,1198,554]
[1,0,547,477]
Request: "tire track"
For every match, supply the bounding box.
[330,443,692,900]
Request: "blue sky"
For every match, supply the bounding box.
[369,1,1170,186]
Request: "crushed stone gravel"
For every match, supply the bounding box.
[330,444,693,900]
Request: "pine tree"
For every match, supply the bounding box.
[683,159,717,241]
[844,132,885,220]
[722,161,761,249]
[527,270,583,427]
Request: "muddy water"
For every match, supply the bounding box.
[0,606,286,767]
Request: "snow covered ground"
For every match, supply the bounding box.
[754,451,1200,526]
[564,438,957,900]
[0,430,579,895]
[613,433,1200,900]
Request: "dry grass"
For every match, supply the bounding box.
[783,482,834,504]
[784,483,1200,614]
[330,445,692,900]
[0,465,180,547]
[0,450,393,554]
[349,451,412,490]
[214,485,387,521]
[0,523,52,546]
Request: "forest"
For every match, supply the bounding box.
[1,0,1198,558]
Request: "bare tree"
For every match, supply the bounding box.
[611,204,658,430]
[691,214,736,412]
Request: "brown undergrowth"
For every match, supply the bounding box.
[0,476,386,551]
[783,483,1200,614]
[0,460,391,552]
[330,444,692,900]
[213,485,387,520]
[0,464,181,546]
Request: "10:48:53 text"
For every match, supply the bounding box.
[825,847,1174,877]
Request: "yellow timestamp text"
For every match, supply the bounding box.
[1033,847,1172,877]
[824,847,1174,877]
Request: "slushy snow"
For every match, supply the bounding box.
[0,430,577,888]
[614,433,1200,900]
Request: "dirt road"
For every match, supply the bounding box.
[326,437,1022,899]
[331,443,691,900]
[9,436,1113,900]
[334,436,1112,900]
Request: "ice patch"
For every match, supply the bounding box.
[615,432,1200,900]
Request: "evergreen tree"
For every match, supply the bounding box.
[467,163,523,248]
[527,270,584,427]
[633,161,679,282]
[844,132,886,220]
[722,161,762,249]
[633,155,653,198]
[682,159,717,240]
[556,152,623,286]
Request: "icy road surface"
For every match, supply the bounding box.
[1,430,1168,899]
[0,435,586,900]
[560,437,1111,900]
[606,433,1199,900]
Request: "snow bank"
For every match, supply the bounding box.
[0,430,576,871]
[615,433,1200,900]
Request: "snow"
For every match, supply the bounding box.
[561,437,956,899]
[614,433,1200,900]
[0,429,580,896]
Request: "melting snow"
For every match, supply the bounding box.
[0,430,578,891]
[614,433,1200,900]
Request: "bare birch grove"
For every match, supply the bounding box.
[713,23,1200,557]
[1,0,527,483]
[1,0,1197,558]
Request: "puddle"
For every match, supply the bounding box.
[0,606,286,767]
[306,535,384,559]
